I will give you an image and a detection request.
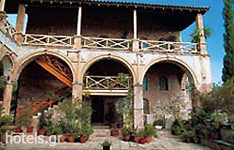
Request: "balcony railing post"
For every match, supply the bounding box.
[132,39,139,51]
[15,4,26,44]
[74,35,82,48]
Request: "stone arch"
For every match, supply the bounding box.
[11,50,75,82]
[80,54,137,84]
[1,55,14,77]
[141,57,197,88]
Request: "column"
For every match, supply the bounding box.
[196,13,207,55]
[72,81,83,107]
[132,9,139,51]
[74,6,82,48]
[15,4,26,44]
[2,81,13,115]
[133,83,144,129]
[0,0,6,11]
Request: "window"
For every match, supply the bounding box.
[143,77,148,91]
[143,98,150,114]
[159,76,168,91]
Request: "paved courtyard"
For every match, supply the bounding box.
[2,131,212,150]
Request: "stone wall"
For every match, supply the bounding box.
[143,63,191,117]
[17,61,67,107]
[26,6,180,40]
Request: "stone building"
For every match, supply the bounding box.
[0,0,212,129]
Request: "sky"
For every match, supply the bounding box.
[8,0,225,83]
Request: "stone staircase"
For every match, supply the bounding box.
[89,129,111,140]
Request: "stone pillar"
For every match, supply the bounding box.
[15,4,26,44]
[0,0,6,11]
[72,81,83,107]
[133,83,144,129]
[196,13,207,55]
[2,81,13,115]
[74,6,82,48]
[133,9,137,40]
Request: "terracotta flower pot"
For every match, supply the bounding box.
[60,135,66,142]
[15,127,22,133]
[38,129,46,135]
[210,133,219,139]
[80,135,86,143]
[111,130,119,136]
[124,135,131,141]
[146,135,153,143]
[27,127,34,133]
[134,135,141,143]
[140,138,147,144]
[67,135,75,142]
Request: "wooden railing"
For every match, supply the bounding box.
[3,20,17,40]
[139,40,198,53]
[22,34,74,47]
[84,75,132,90]
[82,37,132,50]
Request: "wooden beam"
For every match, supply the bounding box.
[0,0,6,11]
[35,60,72,88]
[16,4,26,33]
[133,9,137,39]
[77,6,82,36]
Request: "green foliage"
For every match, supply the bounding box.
[59,97,93,136]
[190,108,210,126]
[0,104,13,143]
[115,88,133,128]
[102,140,112,147]
[171,117,184,135]
[198,78,234,114]
[122,127,131,136]
[222,0,234,82]
[38,110,53,134]
[190,27,211,43]
[144,124,156,136]
[80,124,93,139]
[15,107,32,128]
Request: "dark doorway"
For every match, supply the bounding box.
[91,97,104,123]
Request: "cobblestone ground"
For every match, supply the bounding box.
[3,131,212,150]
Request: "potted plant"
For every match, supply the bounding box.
[79,124,93,143]
[122,127,131,141]
[15,107,33,133]
[171,117,184,135]
[111,128,119,136]
[139,131,147,144]
[102,140,112,150]
[38,112,46,135]
[132,129,140,143]
[144,124,156,143]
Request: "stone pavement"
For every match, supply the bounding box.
[3,131,212,150]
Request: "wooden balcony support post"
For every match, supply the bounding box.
[132,9,139,51]
[15,4,26,44]
[0,0,6,11]
[2,80,13,115]
[196,13,207,55]
[74,6,82,48]
[133,83,144,130]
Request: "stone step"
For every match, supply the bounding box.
[90,129,111,139]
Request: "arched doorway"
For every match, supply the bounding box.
[83,59,133,126]
[143,61,195,120]
[15,54,73,117]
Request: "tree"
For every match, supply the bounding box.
[222,0,234,82]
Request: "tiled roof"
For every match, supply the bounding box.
[28,0,209,12]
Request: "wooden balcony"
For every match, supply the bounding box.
[1,19,199,54]
[83,75,132,96]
